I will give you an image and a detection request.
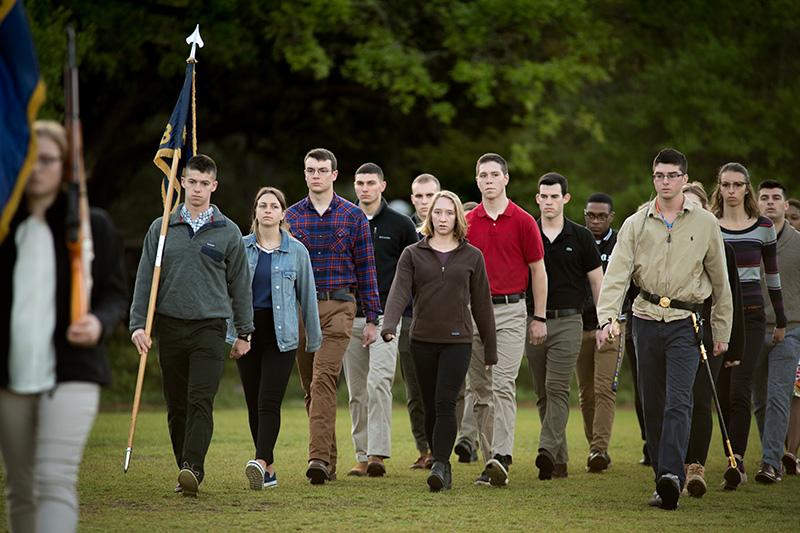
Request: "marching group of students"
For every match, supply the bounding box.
[2,122,800,532]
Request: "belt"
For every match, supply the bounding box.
[743,304,764,311]
[545,308,581,319]
[491,293,525,305]
[317,288,355,302]
[640,289,703,313]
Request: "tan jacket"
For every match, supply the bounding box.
[596,198,733,343]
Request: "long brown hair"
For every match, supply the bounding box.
[710,162,760,218]
[420,190,468,241]
[250,186,290,234]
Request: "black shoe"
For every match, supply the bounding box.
[553,463,568,478]
[177,462,202,498]
[656,474,680,510]
[723,457,745,490]
[443,462,452,490]
[427,461,449,492]
[639,443,651,466]
[306,459,330,485]
[587,450,610,473]
[781,453,798,476]
[485,455,509,487]
[454,439,475,463]
[535,449,555,480]
[474,471,491,486]
[755,463,782,484]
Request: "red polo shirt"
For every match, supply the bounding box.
[466,200,544,295]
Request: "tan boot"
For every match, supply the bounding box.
[347,461,368,476]
[686,462,707,498]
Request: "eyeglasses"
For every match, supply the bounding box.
[720,181,747,189]
[584,211,610,221]
[304,167,332,177]
[652,172,685,182]
[37,155,62,166]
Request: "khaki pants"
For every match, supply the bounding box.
[0,383,99,533]
[297,299,356,471]
[575,323,625,453]
[527,314,583,464]
[343,316,399,461]
[465,300,528,462]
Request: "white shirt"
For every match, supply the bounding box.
[9,215,57,393]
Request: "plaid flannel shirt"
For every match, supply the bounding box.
[286,194,381,322]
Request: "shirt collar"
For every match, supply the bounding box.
[474,199,515,219]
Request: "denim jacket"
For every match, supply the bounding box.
[226,230,322,352]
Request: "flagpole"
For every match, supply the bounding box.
[124,151,181,473]
[124,25,204,473]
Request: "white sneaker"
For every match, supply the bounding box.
[245,460,266,491]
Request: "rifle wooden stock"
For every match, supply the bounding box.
[65,26,93,324]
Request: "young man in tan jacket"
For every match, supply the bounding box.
[596,148,732,510]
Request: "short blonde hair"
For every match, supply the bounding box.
[420,190,468,241]
[682,181,708,209]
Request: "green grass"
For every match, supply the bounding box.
[1,403,796,532]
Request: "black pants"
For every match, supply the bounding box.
[156,314,227,478]
[717,307,766,457]
[625,329,647,443]
[411,340,471,463]
[236,309,296,465]
[633,317,699,488]
[686,325,724,465]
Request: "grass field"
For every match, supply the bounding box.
[1,402,796,532]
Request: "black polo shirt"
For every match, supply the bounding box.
[582,228,617,330]
[526,217,601,314]
[356,198,419,317]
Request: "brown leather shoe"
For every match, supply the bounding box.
[367,456,387,477]
[306,459,330,485]
[410,454,430,469]
[348,461,368,476]
[424,455,434,469]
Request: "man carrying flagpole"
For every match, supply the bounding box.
[129,153,253,497]
[128,26,253,497]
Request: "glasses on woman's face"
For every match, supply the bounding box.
[37,154,61,167]
[719,181,747,190]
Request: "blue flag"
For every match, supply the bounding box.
[153,61,195,211]
[0,0,45,243]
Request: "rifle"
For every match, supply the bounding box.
[65,26,93,324]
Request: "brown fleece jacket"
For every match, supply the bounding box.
[381,238,497,364]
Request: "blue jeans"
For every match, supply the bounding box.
[753,326,800,470]
[633,316,699,487]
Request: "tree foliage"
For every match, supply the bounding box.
[24,0,800,238]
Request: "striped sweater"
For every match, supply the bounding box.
[721,216,787,328]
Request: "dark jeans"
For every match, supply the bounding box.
[399,317,428,454]
[411,340,471,463]
[717,307,766,457]
[236,309,296,465]
[156,314,227,478]
[633,316,699,487]
[685,326,724,465]
[625,327,647,443]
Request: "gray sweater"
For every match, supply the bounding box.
[130,204,254,335]
[762,224,800,329]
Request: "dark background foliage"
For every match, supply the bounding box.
[23,0,800,404]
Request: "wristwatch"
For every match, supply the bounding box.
[532,315,547,323]
[237,332,252,342]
